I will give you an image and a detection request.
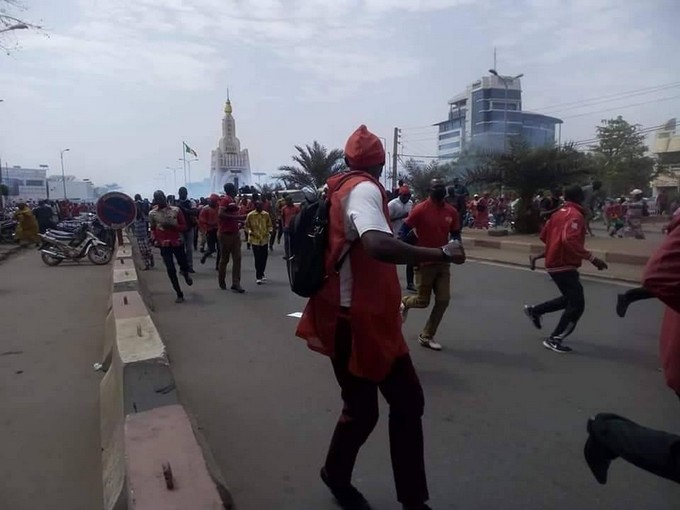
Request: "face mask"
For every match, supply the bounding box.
[431,188,446,201]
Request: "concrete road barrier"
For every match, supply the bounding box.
[100,238,232,509]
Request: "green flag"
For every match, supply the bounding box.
[183,142,198,157]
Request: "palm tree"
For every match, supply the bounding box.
[401,159,458,200]
[276,141,345,188]
[465,140,595,233]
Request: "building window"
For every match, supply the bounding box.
[491,101,518,111]
[439,141,461,150]
[439,119,463,132]
[439,131,460,140]
[25,180,44,187]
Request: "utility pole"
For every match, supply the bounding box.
[392,127,400,190]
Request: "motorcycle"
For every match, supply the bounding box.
[39,220,113,266]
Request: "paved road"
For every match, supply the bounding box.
[141,245,680,510]
[0,249,108,510]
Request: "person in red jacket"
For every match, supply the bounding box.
[296,125,465,510]
[583,213,680,485]
[149,190,193,303]
[199,194,220,268]
[524,185,608,353]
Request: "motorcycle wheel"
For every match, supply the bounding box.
[41,252,63,266]
[88,245,113,265]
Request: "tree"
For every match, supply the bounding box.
[401,159,456,200]
[590,116,656,196]
[276,141,345,189]
[1,1,43,54]
[465,140,595,233]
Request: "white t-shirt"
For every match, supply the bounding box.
[338,181,393,307]
[387,197,414,233]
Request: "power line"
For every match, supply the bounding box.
[560,95,680,120]
[532,81,680,113]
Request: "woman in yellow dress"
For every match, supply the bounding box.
[14,203,40,245]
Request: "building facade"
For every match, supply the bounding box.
[650,118,680,195]
[436,74,562,161]
[210,96,252,193]
[0,165,48,202]
[47,176,98,202]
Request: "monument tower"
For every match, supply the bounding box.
[210,92,252,192]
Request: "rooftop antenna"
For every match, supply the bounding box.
[493,47,497,71]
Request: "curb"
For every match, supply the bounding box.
[100,233,233,509]
[466,255,639,285]
[464,237,650,266]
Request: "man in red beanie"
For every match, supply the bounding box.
[297,125,465,510]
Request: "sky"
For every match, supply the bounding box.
[0,0,679,196]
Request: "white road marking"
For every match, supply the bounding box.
[468,259,637,288]
[287,312,303,318]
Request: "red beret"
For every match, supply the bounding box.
[344,125,385,170]
[399,185,411,195]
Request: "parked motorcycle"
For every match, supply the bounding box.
[39,220,112,266]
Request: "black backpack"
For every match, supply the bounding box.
[287,176,354,298]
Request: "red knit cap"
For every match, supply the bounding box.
[344,125,386,170]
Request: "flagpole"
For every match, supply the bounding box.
[182,142,187,188]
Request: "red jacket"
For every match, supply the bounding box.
[540,201,593,273]
[149,205,186,247]
[296,172,407,382]
[642,215,680,394]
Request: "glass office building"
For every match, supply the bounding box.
[436,74,562,161]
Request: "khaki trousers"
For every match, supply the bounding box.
[402,263,450,339]
[218,232,242,287]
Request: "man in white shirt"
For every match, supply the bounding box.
[388,185,416,291]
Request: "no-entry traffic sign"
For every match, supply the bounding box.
[96,192,137,229]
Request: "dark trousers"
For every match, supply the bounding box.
[325,318,428,506]
[588,406,680,484]
[252,244,269,280]
[283,231,291,259]
[269,225,277,249]
[160,246,189,298]
[276,220,284,243]
[533,270,585,340]
[406,264,414,287]
[204,229,219,268]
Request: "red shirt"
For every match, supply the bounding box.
[281,204,301,230]
[218,195,240,234]
[149,206,186,247]
[198,205,219,232]
[405,198,460,248]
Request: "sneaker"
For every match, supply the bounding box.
[320,467,373,510]
[200,254,207,265]
[400,302,409,324]
[175,296,184,304]
[231,285,246,294]
[256,279,263,285]
[261,276,268,282]
[616,293,629,318]
[182,272,193,286]
[524,305,542,330]
[188,268,196,274]
[542,338,572,353]
[418,335,442,351]
[406,284,417,293]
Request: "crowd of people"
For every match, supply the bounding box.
[1,199,97,245]
[128,125,678,509]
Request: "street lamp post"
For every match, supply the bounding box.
[0,23,29,34]
[166,166,181,190]
[253,172,266,185]
[60,148,70,200]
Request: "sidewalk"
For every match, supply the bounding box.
[0,250,109,510]
[462,229,662,283]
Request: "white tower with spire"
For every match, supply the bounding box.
[210,92,252,193]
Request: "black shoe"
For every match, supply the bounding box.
[320,468,372,510]
[616,294,629,318]
[542,338,572,353]
[231,285,245,294]
[188,268,196,274]
[175,295,184,304]
[584,421,613,485]
[524,305,542,330]
[150,255,155,268]
[219,282,227,290]
[181,272,193,286]
[200,255,207,265]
